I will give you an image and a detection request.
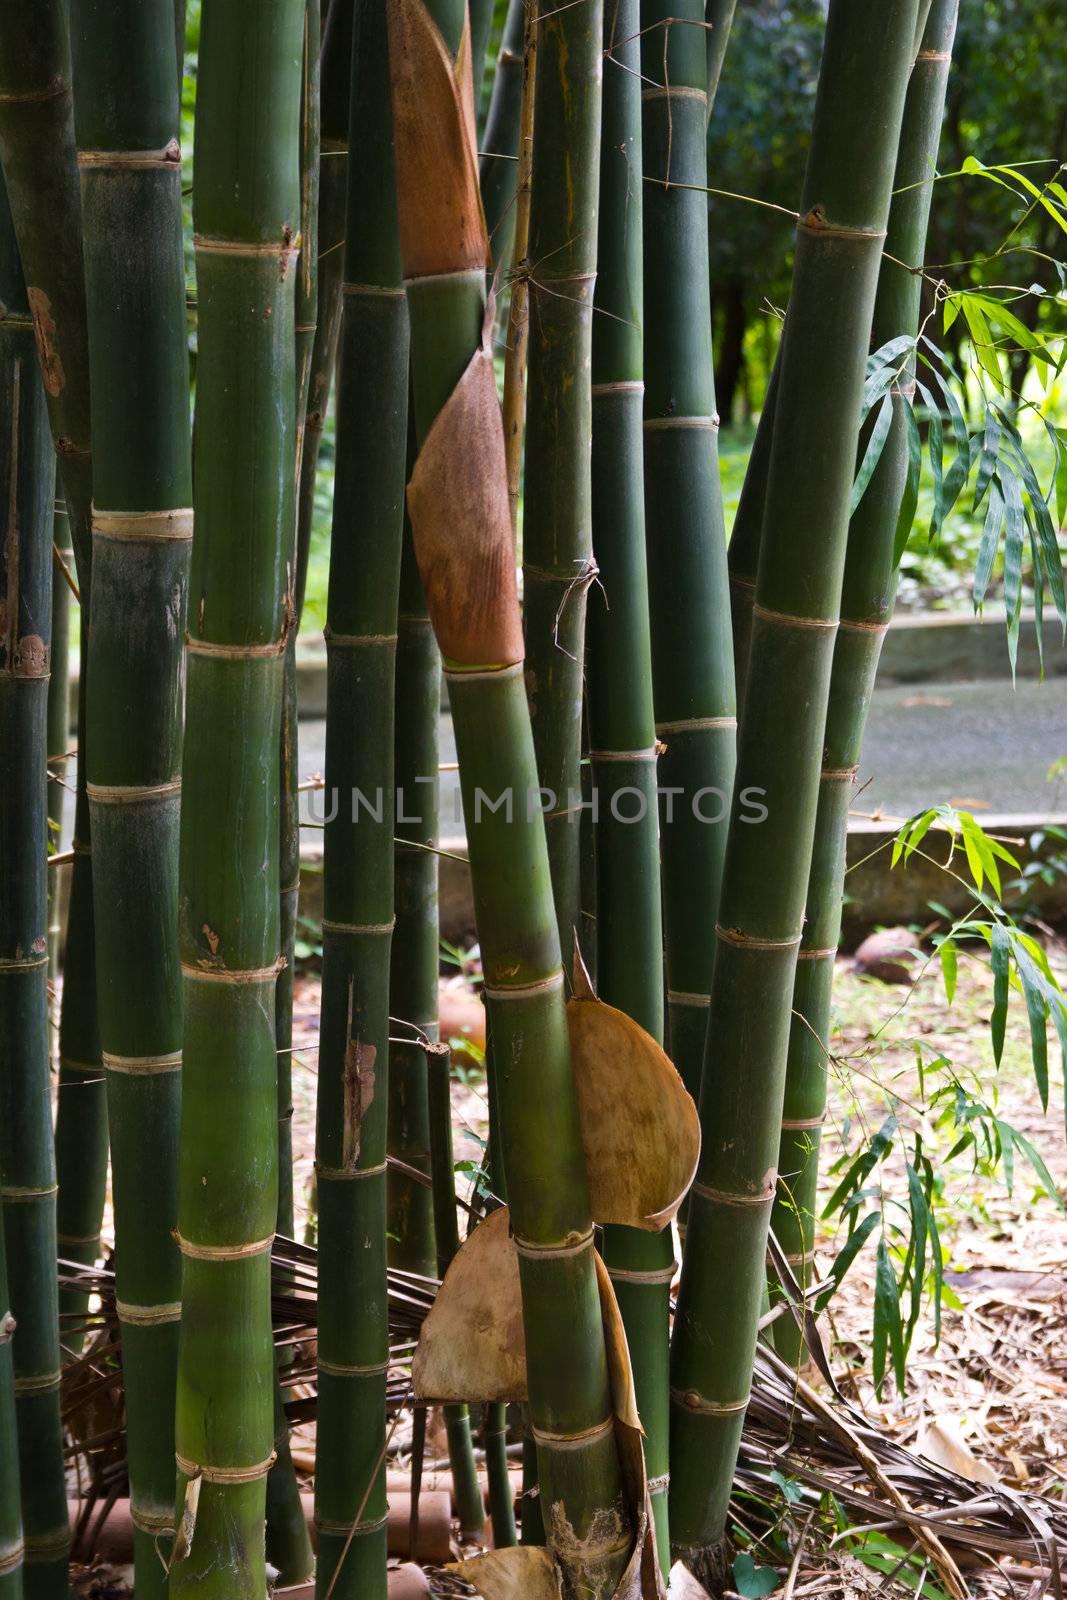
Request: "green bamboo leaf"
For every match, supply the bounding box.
[820,1210,880,1307]
[851,391,895,516]
[1014,942,1050,1109]
[961,295,1003,393]
[990,922,1010,1067]
[874,1236,906,1395]
[973,477,1004,611]
[904,1163,928,1338]
[938,937,957,1003]
[960,814,986,892]
[893,399,922,565]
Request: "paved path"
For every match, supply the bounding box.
[293,677,1065,851]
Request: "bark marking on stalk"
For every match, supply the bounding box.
[26,289,64,396]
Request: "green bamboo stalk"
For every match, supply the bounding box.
[587,0,672,1570]
[293,0,353,622]
[772,0,959,1363]
[0,174,69,1600]
[424,1039,490,1539]
[705,0,738,113]
[390,0,632,1586]
[277,0,324,1254]
[73,10,191,1591]
[669,0,921,1564]
[0,1199,22,1599]
[268,10,323,1576]
[388,517,439,1281]
[641,0,736,1121]
[313,0,408,1592]
[470,0,495,122]
[478,1076,517,1550]
[478,0,524,271]
[726,346,779,716]
[0,0,105,1366]
[171,5,303,1596]
[45,503,69,979]
[521,0,602,957]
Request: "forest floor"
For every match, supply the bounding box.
[67,935,1067,1598]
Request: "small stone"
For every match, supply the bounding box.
[852,927,923,984]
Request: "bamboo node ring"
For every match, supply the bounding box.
[691,1179,776,1208]
[606,1262,676,1285]
[316,1161,387,1181]
[643,414,718,431]
[670,1386,750,1416]
[317,1357,391,1378]
[21,1527,71,1561]
[795,947,836,962]
[14,1370,61,1396]
[483,970,565,1001]
[314,1512,390,1538]
[751,603,837,630]
[92,506,193,541]
[780,1113,826,1129]
[0,1541,24,1577]
[655,715,736,734]
[116,1299,183,1326]
[715,925,802,951]
[176,1450,277,1485]
[130,1505,177,1537]
[181,957,285,985]
[531,1414,615,1449]
[321,917,395,936]
[1,1183,58,1201]
[173,1231,274,1261]
[668,990,711,1007]
[589,744,659,763]
[513,1229,595,1261]
[88,779,182,804]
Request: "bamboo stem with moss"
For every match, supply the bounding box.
[587,0,673,1569]
[73,6,192,1589]
[0,0,106,1368]
[641,0,737,1120]
[521,0,603,955]
[668,0,921,1566]
[772,0,959,1363]
[313,2,408,1593]
[170,5,304,1596]
[0,172,68,1600]
[388,0,632,1586]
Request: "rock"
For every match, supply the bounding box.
[852,926,923,984]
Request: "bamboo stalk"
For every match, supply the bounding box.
[500,2,536,535]
[521,0,603,954]
[704,0,737,112]
[669,0,921,1565]
[0,174,68,1600]
[171,6,304,1596]
[0,1199,22,1600]
[587,0,672,1570]
[313,1,408,1592]
[0,0,105,1380]
[479,0,525,273]
[423,1032,490,1539]
[726,346,779,717]
[772,0,959,1363]
[73,10,191,1592]
[45,501,69,979]
[388,0,632,1586]
[641,0,737,1123]
[269,9,323,1578]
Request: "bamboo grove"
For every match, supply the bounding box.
[0,0,1024,1595]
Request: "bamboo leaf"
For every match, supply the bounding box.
[938,937,957,1003]
[990,922,1009,1066]
[820,1211,880,1307]
[852,391,895,516]
[893,399,922,565]
[973,477,1003,611]
[874,1236,906,1395]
